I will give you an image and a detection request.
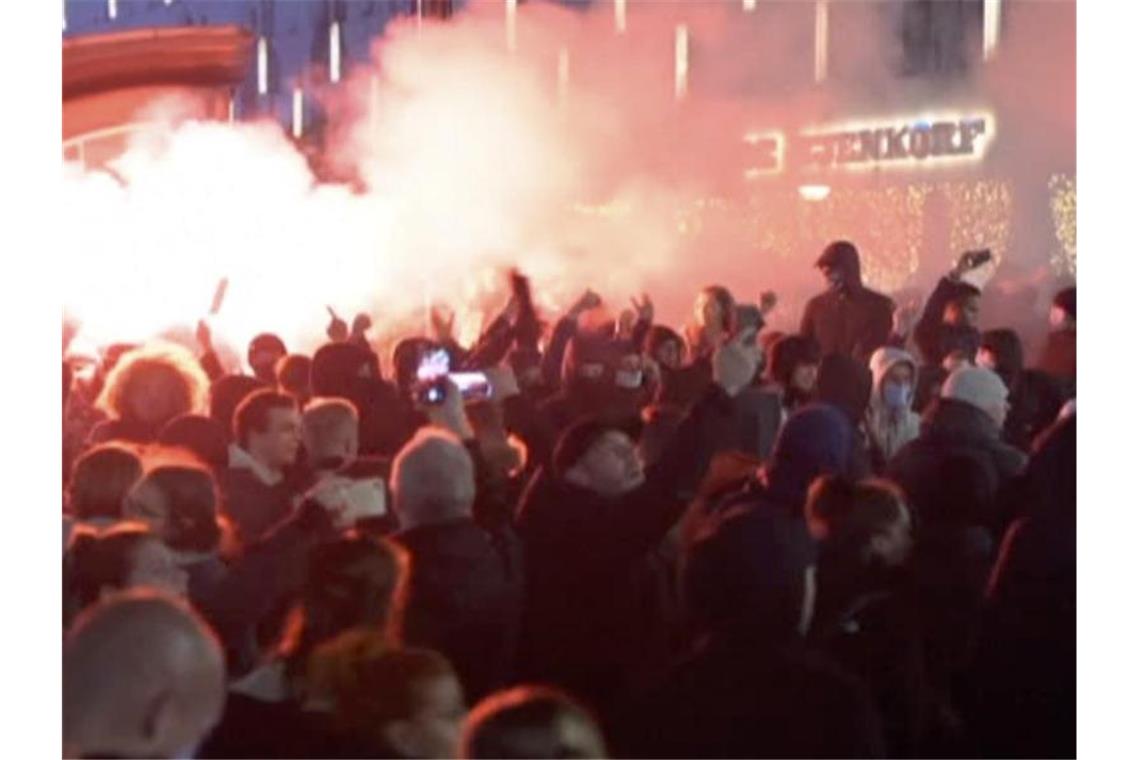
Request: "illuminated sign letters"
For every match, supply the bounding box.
[744,114,992,178]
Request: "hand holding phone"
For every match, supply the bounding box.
[416,372,492,405]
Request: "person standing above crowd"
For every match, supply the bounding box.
[800,240,894,364]
[912,250,991,368]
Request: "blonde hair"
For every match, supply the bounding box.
[302,397,360,463]
[96,342,209,428]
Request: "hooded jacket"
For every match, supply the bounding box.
[800,242,895,364]
[866,347,922,464]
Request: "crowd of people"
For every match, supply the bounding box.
[61,240,1076,758]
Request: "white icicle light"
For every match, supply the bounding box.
[330,22,341,83]
[292,88,304,139]
[558,46,570,106]
[814,0,829,83]
[983,0,1002,61]
[675,24,689,101]
[257,37,269,95]
[506,0,517,52]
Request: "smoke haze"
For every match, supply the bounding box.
[61,0,1075,365]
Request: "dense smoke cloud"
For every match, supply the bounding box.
[62,0,1075,365]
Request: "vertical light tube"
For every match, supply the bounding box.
[417,0,423,32]
[814,0,829,83]
[983,0,1002,61]
[615,0,627,34]
[557,46,570,107]
[675,24,689,101]
[108,0,118,20]
[292,87,304,139]
[369,74,380,136]
[506,0,518,53]
[228,96,236,123]
[257,37,269,95]
[743,0,757,12]
[330,22,341,83]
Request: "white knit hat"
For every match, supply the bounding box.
[940,366,1008,412]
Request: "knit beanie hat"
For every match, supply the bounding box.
[940,366,1008,413]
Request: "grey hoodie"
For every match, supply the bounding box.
[866,347,921,462]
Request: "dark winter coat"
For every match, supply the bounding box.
[888,397,1027,532]
[962,415,1075,758]
[800,245,894,363]
[514,385,736,711]
[1037,327,1076,397]
[393,518,524,702]
[188,501,337,676]
[618,631,886,759]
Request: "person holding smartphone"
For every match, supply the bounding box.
[912,249,992,367]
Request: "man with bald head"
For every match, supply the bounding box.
[63,591,226,759]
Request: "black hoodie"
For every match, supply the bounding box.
[800,242,895,364]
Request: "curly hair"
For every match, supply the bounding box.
[96,342,209,429]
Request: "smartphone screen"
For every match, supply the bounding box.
[451,372,493,402]
[416,348,451,381]
[414,370,492,405]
